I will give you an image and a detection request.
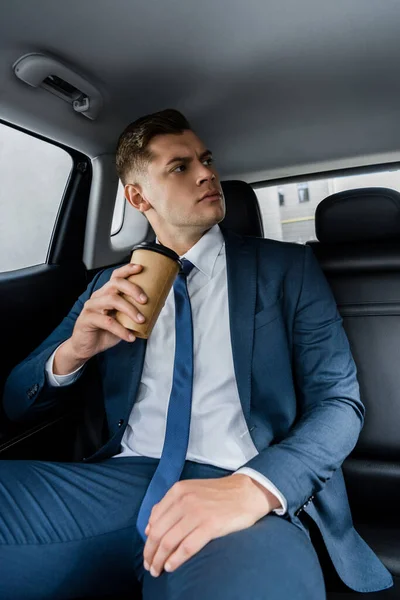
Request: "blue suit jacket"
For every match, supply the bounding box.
[3,227,393,593]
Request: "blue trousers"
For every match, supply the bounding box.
[0,457,326,600]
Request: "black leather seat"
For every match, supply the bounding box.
[307,187,400,598]
[79,183,400,598]
[220,179,265,237]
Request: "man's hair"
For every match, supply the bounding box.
[116,108,192,185]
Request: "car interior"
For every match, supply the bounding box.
[1,1,400,598]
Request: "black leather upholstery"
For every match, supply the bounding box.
[308,187,400,598]
[220,180,264,238]
[315,187,400,244]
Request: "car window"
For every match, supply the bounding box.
[254,167,400,244]
[0,123,73,272]
[111,182,126,236]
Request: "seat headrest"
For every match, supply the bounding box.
[220,180,264,238]
[316,187,400,243]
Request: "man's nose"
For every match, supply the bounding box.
[196,164,216,185]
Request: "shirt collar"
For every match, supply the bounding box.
[156,224,224,279]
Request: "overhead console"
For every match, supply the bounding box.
[13,52,103,121]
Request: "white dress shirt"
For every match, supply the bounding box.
[46,224,287,515]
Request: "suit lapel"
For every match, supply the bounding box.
[222,227,257,427]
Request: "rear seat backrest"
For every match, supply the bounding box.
[307,187,400,525]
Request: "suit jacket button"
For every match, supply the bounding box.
[118,419,124,427]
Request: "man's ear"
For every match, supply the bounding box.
[124,184,151,214]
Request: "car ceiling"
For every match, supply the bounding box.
[1,0,400,181]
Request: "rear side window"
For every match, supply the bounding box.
[0,123,72,272]
[254,167,400,244]
[111,182,126,236]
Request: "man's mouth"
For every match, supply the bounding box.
[199,190,222,202]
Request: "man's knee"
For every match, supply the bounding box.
[142,515,326,600]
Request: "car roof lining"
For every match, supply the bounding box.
[1,0,400,179]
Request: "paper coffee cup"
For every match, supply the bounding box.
[115,242,182,339]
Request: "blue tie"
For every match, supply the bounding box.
[136,258,195,541]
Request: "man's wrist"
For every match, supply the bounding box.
[247,477,282,510]
[231,473,282,513]
[53,338,88,375]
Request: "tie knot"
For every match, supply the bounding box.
[180,258,195,277]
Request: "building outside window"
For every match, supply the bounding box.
[297,182,310,203]
[254,167,400,245]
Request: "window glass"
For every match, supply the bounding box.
[0,124,73,272]
[297,182,310,203]
[111,182,126,235]
[254,167,400,244]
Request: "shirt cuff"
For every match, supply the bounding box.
[233,467,288,516]
[45,342,85,387]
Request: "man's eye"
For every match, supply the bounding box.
[174,165,185,173]
[203,157,214,166]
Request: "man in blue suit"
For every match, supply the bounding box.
[2,109,393,599]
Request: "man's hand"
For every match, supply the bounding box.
[143,473,280,577]
[54,263,148,374]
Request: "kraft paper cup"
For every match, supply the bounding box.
[115,242,182,339]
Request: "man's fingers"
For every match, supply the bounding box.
[147,516,202,577]
[114,278,148,304]
[111,262,143,280]
[110,263,148,303]
[86,311,136,343]
[164,526,210,573]
[144,497,192,568]
[86,295,145,325]
[94,276,148,305]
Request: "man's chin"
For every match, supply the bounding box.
[197,203,225,225]
[195,214,225,229]
[174,204,225,229]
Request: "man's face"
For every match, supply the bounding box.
[136,130,225,231]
